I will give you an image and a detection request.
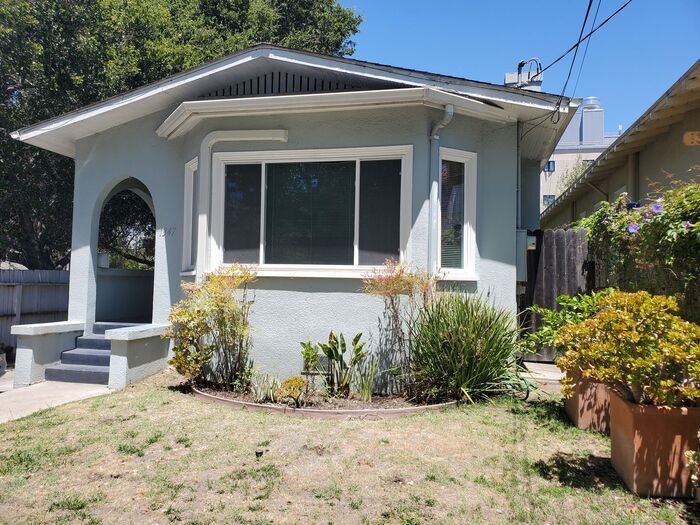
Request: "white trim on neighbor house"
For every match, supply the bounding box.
[156,88,513,139]
[209,145,413,279]
[438,147,478,281]
[182,157,199,271]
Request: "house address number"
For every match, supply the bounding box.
[683,131,700,146]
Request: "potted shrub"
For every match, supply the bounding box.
[523,289,613,432]
[556,291,700,498]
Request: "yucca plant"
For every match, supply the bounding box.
[410,293,527,402]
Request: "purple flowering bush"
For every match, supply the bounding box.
[577,179,700,322]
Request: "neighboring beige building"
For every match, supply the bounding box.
[540,97,618,212]
[541,60,700,228]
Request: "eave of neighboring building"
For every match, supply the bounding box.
[11,44,575,160]
[541,60,700,222]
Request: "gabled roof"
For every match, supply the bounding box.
[541,60,700,221]
[11,44,577,159]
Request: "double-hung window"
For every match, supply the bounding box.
[212,146,412,276]
[438,147,477,279]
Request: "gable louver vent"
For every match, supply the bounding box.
[199,72,365,99]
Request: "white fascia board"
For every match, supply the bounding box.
[11,49,268,144]
[158,87,514,139]
[267,49,561,112]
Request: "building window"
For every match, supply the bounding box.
[212,146,412,274]
[544,160,556,173]
[438,147,477,278]
[542,194,556,207]
[182,158,198,271]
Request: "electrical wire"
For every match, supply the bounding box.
[552,0,594,123]
[539,0,634,76]
[572,0,603,97]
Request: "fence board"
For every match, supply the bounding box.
[0,270,69,355]
[521,229,592,362]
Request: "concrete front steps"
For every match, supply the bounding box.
[44,323,139,385]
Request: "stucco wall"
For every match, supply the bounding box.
[72,105,520,378]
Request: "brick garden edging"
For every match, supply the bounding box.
[192,386,458,420]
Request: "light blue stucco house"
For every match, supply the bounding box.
[10,45,577,389]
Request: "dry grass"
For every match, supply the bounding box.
[0,369,695,525]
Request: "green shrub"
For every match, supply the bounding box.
[521,288,614,356]
[410,293,526,402]
[165,265,256,391]
[276,376,307,408]
[556,290,700,406]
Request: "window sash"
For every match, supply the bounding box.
[212,146,412,272]
[437,147,477,277]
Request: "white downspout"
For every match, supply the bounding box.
[516,120,522,229]
[427,104,454,274]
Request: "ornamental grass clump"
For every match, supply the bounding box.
[165,265,256,391]
[410,293,526,402]
[556,290,700,407]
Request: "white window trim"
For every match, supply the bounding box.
[211,145,413,278]
[438,147,477,281]
[181,157,198,272]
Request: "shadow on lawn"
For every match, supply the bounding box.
[533,452,623,490]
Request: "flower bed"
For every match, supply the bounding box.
[192,386,457,420]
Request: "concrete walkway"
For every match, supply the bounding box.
[523,362,563,395]
[0,369,110,424]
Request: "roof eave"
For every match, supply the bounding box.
[156,87,517,139]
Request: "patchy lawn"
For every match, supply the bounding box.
[0,369,695,525]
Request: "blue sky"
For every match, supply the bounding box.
[339,0,700,133]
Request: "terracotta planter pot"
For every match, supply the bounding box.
[609,390,700,498]
[563,374,611,434]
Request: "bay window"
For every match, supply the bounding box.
[212,146,412,275]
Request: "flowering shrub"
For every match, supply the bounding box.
[556,291,700,407]
[577,179,700,322]
[165,265,256,391]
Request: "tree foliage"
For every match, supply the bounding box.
[0,0,361,268]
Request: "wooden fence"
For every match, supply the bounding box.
[0,270,69,359]
[520,229,593,362]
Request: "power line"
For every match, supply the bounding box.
[572,0,603,97]
[540,0,634,76]
[554,0,594,117]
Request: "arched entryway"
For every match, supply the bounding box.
[95,178,155,323]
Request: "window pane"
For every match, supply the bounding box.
[224,164,261,263]
[359,160,401,265]
[440,160,464,269]
[266,161,355,265]
[190,169,198,266]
